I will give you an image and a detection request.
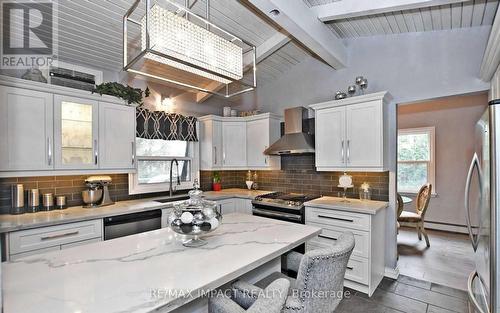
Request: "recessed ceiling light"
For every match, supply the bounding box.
[269,9,280,17]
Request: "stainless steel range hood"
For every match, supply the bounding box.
[264,107,315,155]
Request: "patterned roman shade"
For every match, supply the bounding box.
[136,107,198,141]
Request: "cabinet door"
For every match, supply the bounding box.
[246,119,269,168]
[315,106,346,169]
[0,87,53,171]
[213,120,223,168]
[99,102,135,169]
[218,199,236,215]
[346,101,383,168]
[54,95,99,169]
[222,121,247,167]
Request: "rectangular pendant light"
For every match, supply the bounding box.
[124,0,256,98]
[141,5,243,84]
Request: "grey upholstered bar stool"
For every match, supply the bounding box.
[209,232,355,313]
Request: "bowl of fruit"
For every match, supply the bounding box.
[168,182,222,247]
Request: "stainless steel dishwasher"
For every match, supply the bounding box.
[103,209,162,240]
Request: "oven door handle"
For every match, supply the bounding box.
[252,208,302,222]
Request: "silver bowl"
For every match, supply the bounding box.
[82,189,102,207]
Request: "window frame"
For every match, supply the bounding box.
[128,138,200,195]
[397,126,436,194]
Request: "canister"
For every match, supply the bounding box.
[10,184,24,215]
[42,193,54,211]
[26,189,40,213]
[55,196,67,210]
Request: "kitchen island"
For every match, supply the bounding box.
[2,213,321,313]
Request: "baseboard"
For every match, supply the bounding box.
[423,222,469,234]
[384,265,400,279]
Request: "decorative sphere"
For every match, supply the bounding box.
[181,212,194,224]
[355,76,364,85]
[200,222,212,232]
[347,85,356,95]
[203,207,215,219]
[180,224,193,234]
[171,219,182,227]
[360,78,368,89]
[209,217,219,229]
[193,212,204,221]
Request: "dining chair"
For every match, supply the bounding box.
[397,183,432,247]
[396,193,404,233]
[210,232,355,313]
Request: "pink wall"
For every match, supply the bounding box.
[398,93,488,228]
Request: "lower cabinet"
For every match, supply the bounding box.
[305,205,386,297]
[5,219,103,261]
[216,198,253,215]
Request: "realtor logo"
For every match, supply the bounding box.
[1,0,58,69]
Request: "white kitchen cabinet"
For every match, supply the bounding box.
[98,102,136,169]
[0,87,54,171]
[6,219,103,261]
[310,92,392,172]
[54,95,99,170]
[222,121,247,167]
[199,119,223,170]
[346,101,383,168]
[305,204,386,296]
[216,198,253,215]
[216,199,236,215]
[199,114,282,170]
[246,115,281,169]
[0,78,139,176]
[315,106,345,169]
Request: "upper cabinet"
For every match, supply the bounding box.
[0,87,54,171]
[199,113,282,170]
[310,92,392,172]
[0,82,136,176]
[98,102,136,169]
[222,121,247,167]
[54,95,99,170]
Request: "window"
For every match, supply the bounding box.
[397,127,435,194]
[129,138,199,195]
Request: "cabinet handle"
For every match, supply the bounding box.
[47,137,52,166]
[131,142,135,165]
[317,215,354,223]
[94,139,98,165]
[223,152,226,165]
[347,266,354,270]
[41,230,79,241]
[341,140,344,163]
[219,204,223,215]
[318,234,337,241]
[347,140,350,163]
[214,146,217,165]
[264,146,267,164]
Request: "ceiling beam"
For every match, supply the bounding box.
[313,0,469,22]
[245,0,347,69]
[196,32,291,103]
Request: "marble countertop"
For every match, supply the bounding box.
[304,196,389,215]
[0,189,271,233]
[202,188,272,200]
[2,213,321,313]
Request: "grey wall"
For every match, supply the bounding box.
[238,26,491,113]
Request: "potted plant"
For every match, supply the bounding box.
[212,171,222,191]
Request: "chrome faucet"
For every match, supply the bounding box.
[169,158,181,197]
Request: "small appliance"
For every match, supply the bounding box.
[82,176,114,208]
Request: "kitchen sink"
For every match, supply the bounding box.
[155,194,190,203]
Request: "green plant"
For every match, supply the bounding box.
[213,171,221,183]
[93,82,150,105]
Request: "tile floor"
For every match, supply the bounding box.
[337,275,469,313]
[397,227,474,290]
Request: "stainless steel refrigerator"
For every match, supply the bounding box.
[466,87,500,313]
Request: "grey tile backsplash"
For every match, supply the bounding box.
[200,154,389,201]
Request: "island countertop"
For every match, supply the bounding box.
[304,196,389,215]
[2,213,320,313]
[0,188,272,233]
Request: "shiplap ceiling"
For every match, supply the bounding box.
[310,0,499,38]
[51,0,303,86]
